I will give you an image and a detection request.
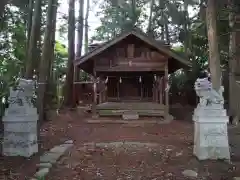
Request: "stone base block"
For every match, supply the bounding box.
[4,107,38,118]
[194,146,230,160]
[4,121,37,133]
[122,113,139,120]
[3,143,38,157]
[4,132,37,144]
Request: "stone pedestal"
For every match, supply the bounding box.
[193,78,230,160]
[193,105,230,160]
[2,79,38,157]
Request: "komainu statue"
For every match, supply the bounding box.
[8,78,35,107]
[194,77,224,107]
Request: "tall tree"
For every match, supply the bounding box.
[0,0,9,21]
[77,0,84,57]
[84,0,90,53]
[183,0,190,57]
[147,0,155,36]
[228,0,240,119]
[25,0,42,78]
[73,0,84,106]
[63,0,75,107]
[26,0,34,51]
[206,0,221,90]
[38,0,58,122]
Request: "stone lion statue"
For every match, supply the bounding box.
[195,77,224,107]
[8,78,35,106]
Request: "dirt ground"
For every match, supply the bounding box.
[1,109,240,180]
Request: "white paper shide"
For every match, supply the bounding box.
[193,77,230,160]
[2,78,38,157]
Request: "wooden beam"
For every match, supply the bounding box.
[96,66,165,72]
[164,61,169,119]
[118,61,166,66]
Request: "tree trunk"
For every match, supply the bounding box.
[63,0,75,107]
[25,0,42,79]
[183,0,190,58]
[45,0,57,108]
[84,0,89,54]
[228,0,237,117]
[38,0,58,122]
[73,0,84,106]
[147,0,155,36]
[164,23,170,44]
[77,0,84,58]
[206,0,221,90]
[131,0,136,28]
[0,0,9,22]
[34,0,42,76]
[26,0,34,51]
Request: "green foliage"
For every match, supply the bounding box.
[0,5,27,116]
[53,41,68,79]
[91,0,148,42]
[0,3,39,118]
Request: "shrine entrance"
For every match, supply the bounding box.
[119,76,141,101]
[106,74,154,102]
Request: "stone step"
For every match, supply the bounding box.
[98,109,164,117]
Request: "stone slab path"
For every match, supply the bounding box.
[31,140,73,179]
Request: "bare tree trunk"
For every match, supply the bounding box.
[164,23,170,44]
[183,0,190,58]
[26,0,34,50]
[38,0,58,122]
[228,0,237,117]
[0,0,9,22]
[84,0,89,53]
[63,0,75,107]
[131,0,136,28]
[25,0,42,79]
[206,0,221,90]
[34,0,42,76]
[73,0,84,106]
[46,0,57,108]
[77,0,84,58]
[147,0,155,36]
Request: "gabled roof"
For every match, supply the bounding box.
[74,29,191,68]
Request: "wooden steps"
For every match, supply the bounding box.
[96,102,165,117]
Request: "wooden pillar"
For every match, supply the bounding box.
[155,76,158,103]
[117,78,120,101]
[159,77,163,104]
[140,76,143,100]
[92,63,97,117]
[164,62,169,119]
[152,83,155,102]
[99,88,102,104]
[105,85,108,102]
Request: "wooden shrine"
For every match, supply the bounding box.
[74,29,191,119]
